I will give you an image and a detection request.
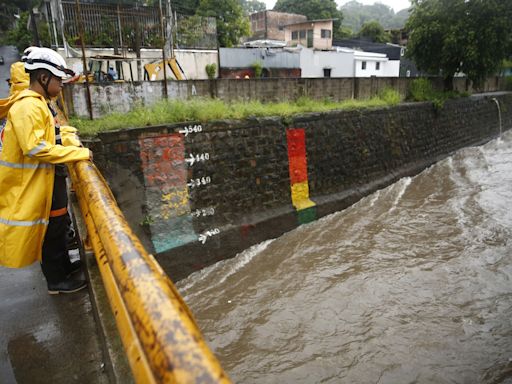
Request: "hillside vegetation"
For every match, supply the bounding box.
[341,1,409,32]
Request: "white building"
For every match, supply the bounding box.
[220,45,400,79]
[299,47,400,78]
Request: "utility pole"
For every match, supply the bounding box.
[75,0,93,120]
[159,0,168,98]
[29,8,41,46]
[165,0,174,60]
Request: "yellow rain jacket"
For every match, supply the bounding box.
[0,90,90,268]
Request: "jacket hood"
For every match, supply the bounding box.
[9,62,30,96]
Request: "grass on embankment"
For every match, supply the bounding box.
[70,88,401,137]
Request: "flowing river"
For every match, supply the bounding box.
[177,130,512,384]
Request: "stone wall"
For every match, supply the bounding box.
[89,93,512,281]
[65,76,507,118]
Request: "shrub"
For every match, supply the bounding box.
[205,63,216,79]
[378,88,401,106]
[505,76,512,91]
[407,78,434,101]
[252,62,263,78]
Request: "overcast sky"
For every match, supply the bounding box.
[263,0,412,12]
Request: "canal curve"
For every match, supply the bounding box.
[177,130,512,383]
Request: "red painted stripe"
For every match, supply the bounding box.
[287,128,308,184]
[286,129,306,159]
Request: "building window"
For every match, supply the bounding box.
[323,68,331,77]
[376,62,380,70]
[299,30,306,39]
[291,31,298,40]
[321,29,331,38]
[307,29,313,48]
[362,61,367,70]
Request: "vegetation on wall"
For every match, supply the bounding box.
[70,90,402,137]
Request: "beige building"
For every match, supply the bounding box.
[250,11,307,41]
[284,19,333,50]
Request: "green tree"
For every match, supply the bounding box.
[406,0,512,90]
[358,20,390,43]
[197,0,250,47]
[337,25,353,39]
[273,0,344,39]
[5,12,32,51]
[240,0,266,15]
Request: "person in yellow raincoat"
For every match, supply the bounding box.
[0,47,92,294]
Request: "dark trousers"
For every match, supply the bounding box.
[41,174,72,284]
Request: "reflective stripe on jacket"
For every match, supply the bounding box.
[0,90,90,268]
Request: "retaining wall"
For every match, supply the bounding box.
[88,92,512,281]
[66,76,506,118]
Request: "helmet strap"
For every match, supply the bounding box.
[37,71,53,99]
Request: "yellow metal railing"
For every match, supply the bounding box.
[69,160,231,384]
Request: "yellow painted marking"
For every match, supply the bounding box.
[291,181,316,211]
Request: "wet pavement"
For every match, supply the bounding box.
[0,46,19,98]
[0,263,110,384]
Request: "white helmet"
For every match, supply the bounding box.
[24,47,75,82]
[21,46,39,61]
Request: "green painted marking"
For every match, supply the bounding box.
[297,206,316,225]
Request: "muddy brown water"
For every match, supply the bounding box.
[177,132,512,384]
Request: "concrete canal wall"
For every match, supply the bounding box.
[87,92,512,281]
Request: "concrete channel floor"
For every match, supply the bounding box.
[0,263,110,384]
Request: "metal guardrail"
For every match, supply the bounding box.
[68,160,231,383]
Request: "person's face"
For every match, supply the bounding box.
[47,74,63,98]
[38,71,63,98]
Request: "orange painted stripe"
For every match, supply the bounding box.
[49,207,68,217]
[289,156,308,184]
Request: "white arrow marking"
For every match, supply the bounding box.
[185,154,195,166]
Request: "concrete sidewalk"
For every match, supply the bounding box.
[0,263,109,384]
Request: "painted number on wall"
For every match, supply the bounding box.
[185,153,210,166]
[179,124,203,137]
[198,228,220,244]
[191,207,215,218]
[187,176,211,188]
